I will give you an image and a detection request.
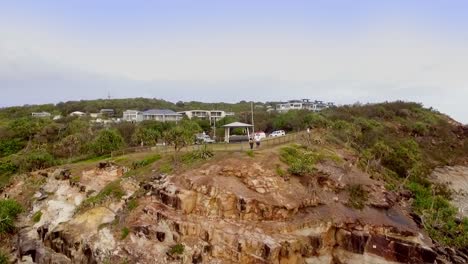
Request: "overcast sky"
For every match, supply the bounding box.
[1,1,467,123]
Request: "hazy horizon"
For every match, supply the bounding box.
[1,1,467,123]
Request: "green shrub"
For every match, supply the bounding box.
[169,244,185,255]
[121,227,130,240]
[181,146,214,164]
[0,199,23,233]
[280,146,331,176]
[0,159,18,188]
[407,181,468,248]
[32,211,42,223]
[0,138,24,157]
[347,184,368,210]
[14,149,56,172]
[246,150,254,158]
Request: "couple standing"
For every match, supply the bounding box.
[249,134,261,150]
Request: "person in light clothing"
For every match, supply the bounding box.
[254,134,261,148]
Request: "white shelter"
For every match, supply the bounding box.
[222,122,253,143]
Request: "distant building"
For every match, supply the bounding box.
[143,109,182,122]
[178,110,235,123]
[31,112,51,118]
[275,99,334,113]
[90,113,100,118]
[122,110,143,122]
[100,109,115,117]
[70,111,86,117]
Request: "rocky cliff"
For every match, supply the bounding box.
[3,147,466,264]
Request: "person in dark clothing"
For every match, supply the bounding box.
[249,137,254,150]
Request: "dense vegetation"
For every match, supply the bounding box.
[278,102,468,248]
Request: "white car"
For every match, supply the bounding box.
[269,130,286,137]
[254,132,266,140]
[195,134,215,144]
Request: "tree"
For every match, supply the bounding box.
[163,120,201,153]
[132,126,160,146]
[113,122,136,145]
[53,134,82,159]
[90,129,125,156]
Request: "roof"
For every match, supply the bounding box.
[222,122,253,128]
[142,109,181,116]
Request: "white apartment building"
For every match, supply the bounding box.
[276,99,334,113]
[143,109,183,122]
[178,110,235,123]
[31,112,51,118]
[122,110,143,122]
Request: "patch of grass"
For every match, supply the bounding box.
[346,184,368,210]
[169,244,185,255]
[159,163,173,174]
[121,227,130,240]
[80,180,125,208]
[246,150,254,158]
[127,198,138,211]
[70,175,81,184]
[0,251,8,264]
[131,154,161,169]
[0,199,23,234]
[32,211,42,223]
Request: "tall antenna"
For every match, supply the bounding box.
[107,90,111,100]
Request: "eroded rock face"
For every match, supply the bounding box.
[15,164,133,263]
[118,157,439,264]
[13,154,455,264]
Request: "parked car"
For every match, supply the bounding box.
[254,131,266,140]
[195,134,215,144]
[269,130,286,137]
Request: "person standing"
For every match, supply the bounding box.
[249,136,254,150]
[254,133,261,148]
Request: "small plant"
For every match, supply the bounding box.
[169,244,185,255]
[347,184,368,210]
[0,199,23,234]
[127,198,138,211]
[246,150,254,158]
[70,175,81,184]
[275,164,285,177]
[32,211,43,223]
[121,227,130,240]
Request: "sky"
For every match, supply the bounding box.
[1,0,467,123]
